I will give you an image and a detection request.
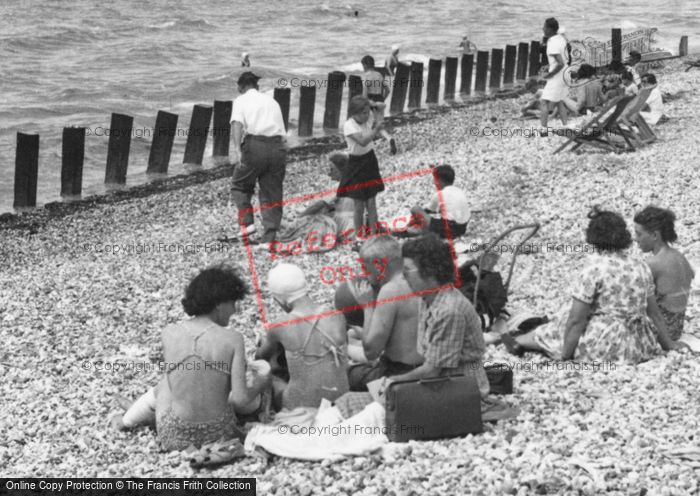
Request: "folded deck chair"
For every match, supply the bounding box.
[554,95,637,154]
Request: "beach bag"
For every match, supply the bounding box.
[385,375,483,442]
[457,263,508,330]
[485,363,513,395]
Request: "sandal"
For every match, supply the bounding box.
[189,438,246,470]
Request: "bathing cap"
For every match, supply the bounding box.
[391,44,400,52]
[267,263,308,303]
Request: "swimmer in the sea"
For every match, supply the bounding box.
[241,53,251,67]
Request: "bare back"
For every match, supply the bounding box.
[156,321,237,422]
[648,247,695,312]
[381,275,424,365]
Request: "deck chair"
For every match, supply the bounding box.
[617,87,657,146]
[553,95,637,154]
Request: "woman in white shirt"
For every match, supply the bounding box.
[539,18,570,132]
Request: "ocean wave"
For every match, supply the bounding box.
[144,18,215,30]
[4,27,102,52]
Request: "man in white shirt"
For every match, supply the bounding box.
[539,17,569,133]
[230,72,287,243]
[639,73,664,125]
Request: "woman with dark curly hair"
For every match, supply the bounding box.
[502,207,684,363]
[112,265,271,451]
[634,206,695,340]
[387,234,489,398]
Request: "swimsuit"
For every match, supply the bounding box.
[282,315,349,410]
[156,322,243,451]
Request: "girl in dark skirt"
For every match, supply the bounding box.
[340,95,385,247]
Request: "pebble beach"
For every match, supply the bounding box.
[1,58,699,495]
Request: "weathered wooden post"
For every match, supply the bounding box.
[408,62,424,109]
[346,75,363,118]
[489,48,504,90]
[183,104,212,165]
[323,71,346,129]
[147,111,178,174]
[504,45,517,86]
[212,100,232,160]
[105,113,133,184]
[460,54,474,96]
[298,85,316,137]
[528,41,541,76]
[612,28,622,63]
[274,87,291,130]
[679,35,689,57]
[444,57,458,100]
[426,58,442,104]
[14,132,39,209]
[516,42,529,81]
[61,127,85,198]
[475,51,489,93]
[390,62,410,114]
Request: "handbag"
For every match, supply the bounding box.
[385,374,483,442]
[485,363,514,395]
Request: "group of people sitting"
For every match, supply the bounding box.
[522,59,664,126]
[525,17,665,132]
[112,193,695,453]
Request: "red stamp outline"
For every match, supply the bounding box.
[240,166,462,329]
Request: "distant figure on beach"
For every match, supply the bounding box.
[385,45,400,77]
[459,35,476,55]
[229,72,287,244]
[561,64,604,115]
[241,53,251,67]
[361,55,397,154]
[539,17,569,133]
[625,50,642,85]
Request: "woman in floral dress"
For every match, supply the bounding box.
[503,207,684,363]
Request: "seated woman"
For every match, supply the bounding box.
[112,266,270,452]
[502,207,684,362]
[562,64,603,115]
[634,206,695,340]
[256,263,349,410]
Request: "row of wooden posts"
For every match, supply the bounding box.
[12,31,690,209]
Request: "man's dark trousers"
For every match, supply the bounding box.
[231,135,286,241]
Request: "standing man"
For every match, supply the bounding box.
[539,17,569,134]
[230,72,287,244]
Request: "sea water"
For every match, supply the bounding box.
[1,0,698,213]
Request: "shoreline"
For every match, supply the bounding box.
[0,87,528,231]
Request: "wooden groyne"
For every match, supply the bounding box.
[10,31,690,209]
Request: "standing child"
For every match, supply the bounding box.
[341,95,385,250]
[361,55,398,154]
